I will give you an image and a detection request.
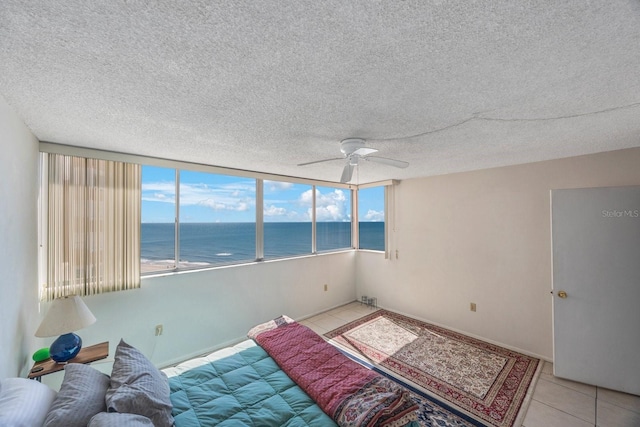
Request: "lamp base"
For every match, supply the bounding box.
[50,333,83,363]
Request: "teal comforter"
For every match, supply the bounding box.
[162,340,337,427]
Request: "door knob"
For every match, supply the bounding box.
[557,290,568,298]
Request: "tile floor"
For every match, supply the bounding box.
[301,302,640,427]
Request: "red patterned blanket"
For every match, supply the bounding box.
[252,320,418,427]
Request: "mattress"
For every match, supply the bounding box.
[162,340,338,427]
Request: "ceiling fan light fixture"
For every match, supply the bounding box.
[339,138,367,155]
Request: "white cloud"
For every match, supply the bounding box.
[142,182,175,192]
[303,188,349,221]
[142,182,176,203]
[265,181,294,192]
[364,209,384,221]
[143,179,353,221]
[300,189,313,204]
[264,205,287,216]
[198,199,226,210]
[236,202,250,212]
[142,180,255,212]
[197,197,252,212]
[263,205,309,221]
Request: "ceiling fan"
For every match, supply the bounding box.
[297,138,409,183]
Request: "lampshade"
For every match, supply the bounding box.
[35,295,96,363]
[35,295,96,337]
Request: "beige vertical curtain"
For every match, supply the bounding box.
[44,154,141,301]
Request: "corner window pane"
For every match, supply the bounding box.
[358,186,385,251]
[263,180,312,259]
[316,186,351,251]
[179,171,256,267]
[141,166,176,273]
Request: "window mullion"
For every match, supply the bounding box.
[312,185,316,254]
[384,185,389,259]
[352,188,359,249]
[256,178,264,261]
[174,169,180,270]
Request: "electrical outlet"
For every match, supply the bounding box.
[324,284,328,291]
[155,324,163,336]
[470,303,477,312]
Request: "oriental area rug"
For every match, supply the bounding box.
[351,353,485,427]
[325,310,541,427]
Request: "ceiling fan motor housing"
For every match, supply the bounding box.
[340,138,366,155]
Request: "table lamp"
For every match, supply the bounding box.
[35,295,96,363]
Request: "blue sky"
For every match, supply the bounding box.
[141,166,384,223]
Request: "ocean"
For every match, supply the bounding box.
[141,222,384,268]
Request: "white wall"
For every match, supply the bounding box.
[36,251,355,386]
[0,90,355,379]
[0,95,40,378]
[357,147,640,360]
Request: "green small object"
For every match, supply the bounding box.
[32,347,50,362]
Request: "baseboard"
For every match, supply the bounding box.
[378,304,551,362]
[158,299,358,369]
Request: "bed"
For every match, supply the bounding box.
[164,316,418,427]
[162,339,336,426]
[0,317,418,427]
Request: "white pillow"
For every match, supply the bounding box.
[0,377,57,427]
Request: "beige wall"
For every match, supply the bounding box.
[0,95,40,378]
[356,147,640,360]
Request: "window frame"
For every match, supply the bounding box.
[40,142,394,277]
[314,185,353,253]
[355,184,388,254]
[262,179,314,260]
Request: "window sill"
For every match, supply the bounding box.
[140,249,357,279]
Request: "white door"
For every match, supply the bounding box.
[552,186,640,396]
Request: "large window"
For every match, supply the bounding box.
[316,186,351,252]
[141,166,176,273]
[358,186,385,251]
[141,168,361,271]
[44,146,387,281]
[141,168,257,271]
[263,180,312,259]
[179,171,256,268]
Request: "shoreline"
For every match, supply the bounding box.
[141,260,215,273]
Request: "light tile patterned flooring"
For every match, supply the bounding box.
[302,302,640,427]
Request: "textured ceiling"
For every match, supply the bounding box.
[1,1,639,184]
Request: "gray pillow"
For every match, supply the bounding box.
[44,363,110,427]
[89,412,154,426]
[105,339,174,427]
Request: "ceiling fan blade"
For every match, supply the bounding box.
[340,163,354,183]
[365,156,409,169]
[352,147,378,156]
[297,157,344,166]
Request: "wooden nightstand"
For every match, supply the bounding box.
[28,341,109,381]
